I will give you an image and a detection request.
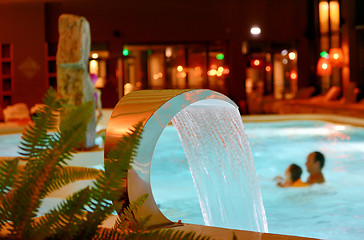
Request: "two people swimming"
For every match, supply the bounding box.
[275,151,325,188]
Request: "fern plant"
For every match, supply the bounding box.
[0,88,212,240]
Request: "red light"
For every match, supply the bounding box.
[265,66,271,72]
[328,48,344,67]
[290,71,297,80]
[317,57,332,76]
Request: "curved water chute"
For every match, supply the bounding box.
[104,89,267,232]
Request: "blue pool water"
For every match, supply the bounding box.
[1,120,363,239]
[151,120,364,240]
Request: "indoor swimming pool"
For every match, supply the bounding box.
[0,119,363,239]
[151,120,364,240]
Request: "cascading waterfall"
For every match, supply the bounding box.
[172,100,268,232]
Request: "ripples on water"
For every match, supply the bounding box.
[151,120,364,240]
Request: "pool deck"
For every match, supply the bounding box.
[100,216,320,240]
[172,223,319,240]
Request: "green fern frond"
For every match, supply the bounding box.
[18,88,63,159]
[74,122,143,239]
[94,228,212,240]
[0,193,13,230]
[93,227,125,240]
[114,194,148,233]
[0,157,19,198]
[7,101,93,238]
[46,166,101,194]
[30,187,91,240]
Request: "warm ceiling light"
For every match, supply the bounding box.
[91,53,98,59]
[165,47,172,58]
[177,65,183,72]
[288,52,296,60]
[250,27,261,35]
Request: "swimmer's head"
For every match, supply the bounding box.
[288,164,302,182]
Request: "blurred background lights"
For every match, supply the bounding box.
[177,65,183,72]
[153,72,163,80]
[253,59,260,66]
[265,66,271,72]
[250,26,261,35]
[122,49,129,56]
[283,59,288,64]
[320,51,329,58]
[89,60,98,74]
[290,71,297,80]
[91,53,98,59]
[223,68,230,74]
[208,69,217,76]
[165,47,172,58]
[288,52,296,60]
[216,53,224,60]
[281,49,288,56]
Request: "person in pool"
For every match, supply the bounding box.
[305,151,325,185]
[275,164,307,188]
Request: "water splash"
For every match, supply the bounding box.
[172,101,268,232]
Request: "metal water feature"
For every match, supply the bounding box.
[104,89,267,230]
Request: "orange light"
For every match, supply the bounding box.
[329,1,340,32]
[218,66,224,72]
[223,68,230,74]
[91,53,99,59]
[329,48,344,67]
[319,1,329,34]
[253,60,260,66]
[265,66,271,72]
[317,57,332,76]
[177,65,183,72]
[89,60,98,74]
[290,71,297,80]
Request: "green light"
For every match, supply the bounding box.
[216,53,224,60]
[147,49,152,55]
[123,49,129,56]
[320,51,329,58]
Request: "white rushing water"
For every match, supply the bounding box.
[171,101,268,232]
